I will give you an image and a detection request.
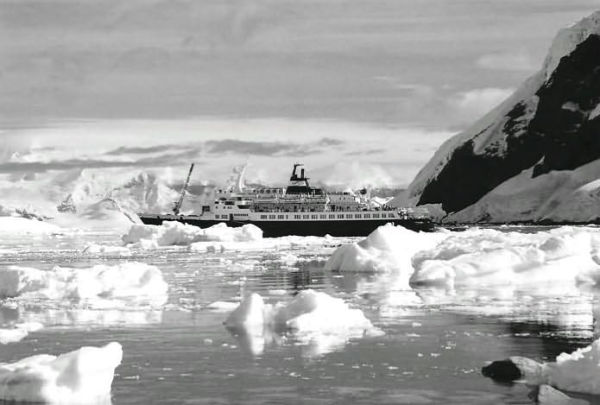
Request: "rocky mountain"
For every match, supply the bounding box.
[407,11,600,223]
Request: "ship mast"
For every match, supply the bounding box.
[173,163,195,215]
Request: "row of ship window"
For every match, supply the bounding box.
[258,213,395,220]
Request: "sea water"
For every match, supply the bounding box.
[0,229,596,404]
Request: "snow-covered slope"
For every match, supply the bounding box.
[408,10,600,223]
[0,168,181,230]
[57,169,179,215]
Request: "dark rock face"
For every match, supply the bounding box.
[481,359,523,382]
[417,34,600,214]
[531,34,600,176]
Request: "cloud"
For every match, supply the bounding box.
[0,150,204,174]
[106,144,190,156]
[455,87,514,120]
[0,133,37,163]
[204,138,344,156]
[345,148,386,156]
[0,118,455,187]
[3,0,596,128]
[0,135,345,175]
[476,50,539,72]
[314,161,396,189]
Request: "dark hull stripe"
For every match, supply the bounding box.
[138,216,435,237]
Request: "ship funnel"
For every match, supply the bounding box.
[301,168,305,179]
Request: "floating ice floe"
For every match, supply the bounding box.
[122,221,262,248]
[325,224,447,289]
[483,337,600,395]
[0,322,43,344]
[224,290,382,357]
[409,226,600,292]
[326,225,600,333]
[0,262,168,307]
[328,224,600,291]
[82,243,132,256]
[206,301,240,312]
[191,234,343,254]
[0,342,122,404]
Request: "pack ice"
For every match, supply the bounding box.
[0,262,168,307]
[0,342,122,403]
[122,221,262,247]
[224,289,381,357]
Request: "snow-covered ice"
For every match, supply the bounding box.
[207,301,240,312]
[0,322,43,344]
[191,234,343,254]
[327,224,600,293]
[0,342,122,403]
[325,224,446,278]
[82,243,132,256]
[0,262,168,307]
[410,226,600,291]
[225,290,381,356]
[122,221,262,247]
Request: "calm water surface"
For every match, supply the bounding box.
[0,231,597,404]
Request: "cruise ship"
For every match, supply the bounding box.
[139,164,435,237]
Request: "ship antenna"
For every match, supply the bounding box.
[173,163,195,215]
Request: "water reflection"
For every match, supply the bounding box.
[226,322,371,358]
[0,305,163,328]
[332,271,600,341]
[6,230,600,404]
[0,399,112,405]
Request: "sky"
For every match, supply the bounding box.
[0,0,598,187]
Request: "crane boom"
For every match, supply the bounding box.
[173,163,195,215]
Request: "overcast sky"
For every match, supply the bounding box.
[0,0,598,186]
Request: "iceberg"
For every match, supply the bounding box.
[0,322,43,344]
[325,224,600,333]
[409,227,600,291]
[224,290,381,357]
[190,234,343,254]
[82,243,132,256]
[0,262,168,307]
[0,342,122,404]
[325,224,446,274]
[122,221,262,247]
[327,224,600,292]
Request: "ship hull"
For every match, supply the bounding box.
[139,215,435,237]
